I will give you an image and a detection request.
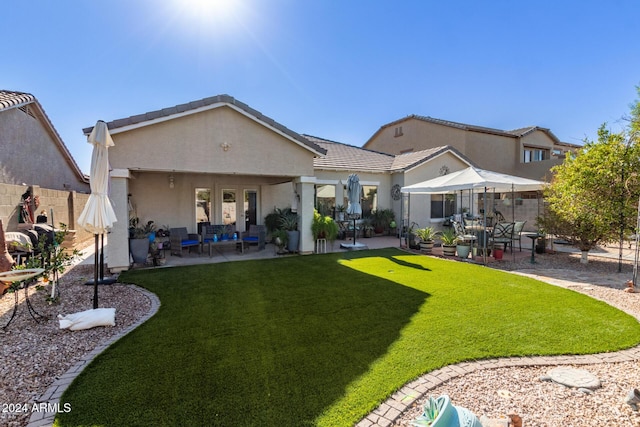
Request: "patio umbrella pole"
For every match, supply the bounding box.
[353,216,357,245]
[99,233,104,281]
[93,234,99,309]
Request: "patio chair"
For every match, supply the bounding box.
[452,221,477,245]
[490,222,515,252]
[511,220,527,251]
[242,225,265,251]
[169,227,201,257]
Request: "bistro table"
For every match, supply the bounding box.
[0,268,45,330]
[525,233,545,264]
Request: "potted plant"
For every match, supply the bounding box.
[335,204,346,221]
[360,218,374,238]
[265,208,283,241]
[414,226,440,254]
[311,210,339,244]
[440,228,458,256]
[456,239,472,259]
[371,209,395,235]
[279,211,299,253]
[129,217,156,264]
[492,244,504,260]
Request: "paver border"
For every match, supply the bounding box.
[26,285,160,427]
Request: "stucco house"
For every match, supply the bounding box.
[0,90,88,192]
[307,135,475,230]
[84,94,567,271]
[90,95,486,271]
[363,115,580,181]
[84,95,329,271]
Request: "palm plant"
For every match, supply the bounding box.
[414,226,440,243]
[440,228,459,246]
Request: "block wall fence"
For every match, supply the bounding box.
[0,183,93,249]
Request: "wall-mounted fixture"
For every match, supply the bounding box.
[220,142,231,152]
[169,174,175,189]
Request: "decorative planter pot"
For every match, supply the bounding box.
[442,244,456,256]
[493,247,504,260]
[413,395,482,427]
[419,240,434,254]
[129,238,150,264]
[456,244,471,259]
[286,230,299,253]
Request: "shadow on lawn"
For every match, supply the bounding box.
[341,247,432,271]
[56,249,429,427]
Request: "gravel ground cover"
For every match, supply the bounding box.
[0,264,151,427]
[2,248,640,426]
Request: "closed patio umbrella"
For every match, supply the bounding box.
[78,120,117,309]
[341,174,367,250]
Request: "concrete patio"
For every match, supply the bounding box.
[78,233,640,273]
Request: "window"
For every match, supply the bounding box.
[222,189,236,225]
[523,147,548,163]
[394,126,403,137]
[361,185,378,217]
[195,188,211,225]
[430,194,456,219]
[315,184,335,217]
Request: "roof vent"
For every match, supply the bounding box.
[18,105,36,119]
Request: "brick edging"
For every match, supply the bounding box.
[26,286,161,427]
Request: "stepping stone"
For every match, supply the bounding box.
[546,367,601,389]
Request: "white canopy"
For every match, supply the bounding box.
[401,166,546,194]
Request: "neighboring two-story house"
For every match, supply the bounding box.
[363,115,580,181]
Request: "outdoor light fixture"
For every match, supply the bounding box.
[220,142,231,151]
[169,174,175,189]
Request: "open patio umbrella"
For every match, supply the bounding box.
[77,120,117,309]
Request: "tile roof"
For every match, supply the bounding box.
[306,135,473,173]
[306,135,395,172]
[0,90,36,111]
[84,94,326,156]
[390,146,474,171]
[368,115,571,146]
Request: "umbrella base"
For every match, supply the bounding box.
[84,277,117,286]
[340,242,369,251]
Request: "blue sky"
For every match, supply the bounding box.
[3,0,639,174]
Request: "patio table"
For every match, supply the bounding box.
[0,268,45,330]
[205,238,244,257]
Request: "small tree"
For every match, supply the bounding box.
[24,223,80,303]
[541,88,640,263]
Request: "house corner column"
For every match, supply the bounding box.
[107,169,131,272]
[296,176,316,254]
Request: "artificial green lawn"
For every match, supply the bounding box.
[55,248,640,426]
